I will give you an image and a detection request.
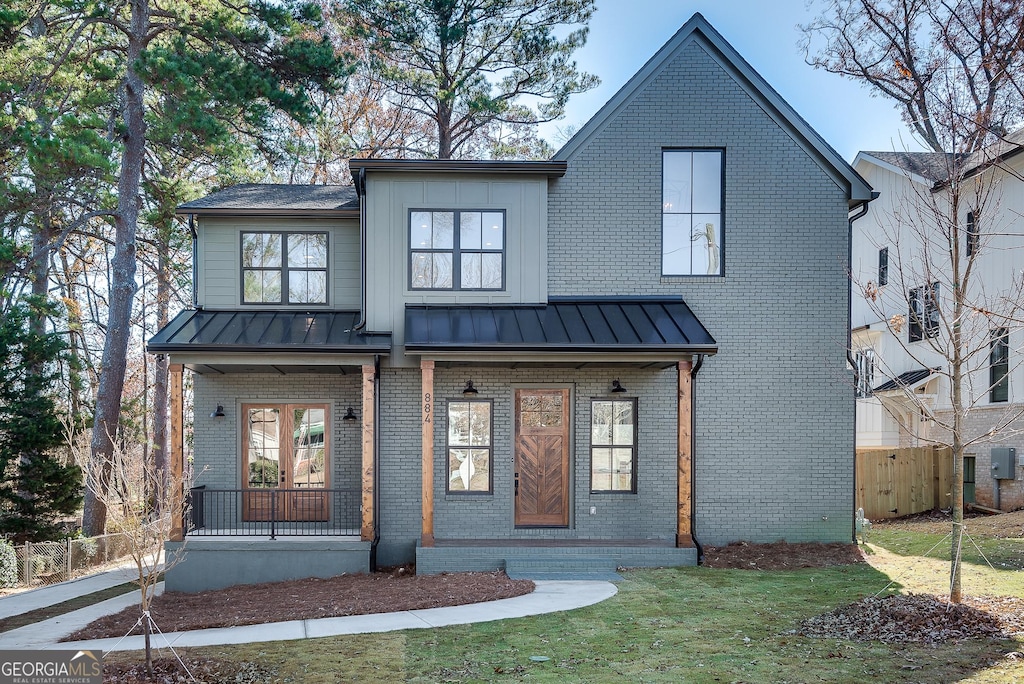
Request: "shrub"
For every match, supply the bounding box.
[0,539,18,588]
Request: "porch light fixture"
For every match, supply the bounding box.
[343,407,358,421]
[462,380,479,396]
[610,379,627,394]
[211,405,226,418]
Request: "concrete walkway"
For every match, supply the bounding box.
[0,560,147,620]
[1,579,617,653]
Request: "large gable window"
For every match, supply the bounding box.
[242,232,328,304]
[410,210,504,290]
[662,149,723,276]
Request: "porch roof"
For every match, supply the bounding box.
[148,310,391,354]
[404,298,717,355]
[873,367,938,393]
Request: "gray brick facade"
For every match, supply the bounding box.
[549,39,855,545]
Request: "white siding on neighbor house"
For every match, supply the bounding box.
[852,155,1024,414]
[362,174,549,366]
[196,217,360,310]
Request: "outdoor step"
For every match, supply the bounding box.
[504,555,617,574]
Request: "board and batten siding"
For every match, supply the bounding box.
[363,174,548,366]
[196,217,360,310]
[549,36,855,545]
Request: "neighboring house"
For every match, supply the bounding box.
[851,139,1024,512]
[150,13,874,592]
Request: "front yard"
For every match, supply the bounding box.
[102,512,1024,683]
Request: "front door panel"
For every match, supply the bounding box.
[515,389,570,527]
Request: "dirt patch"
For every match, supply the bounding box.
[799,593,1024,644]
[701,541,867,570]
[65,568,533,641]
[872,508,1024,538]
[100,656,276,684]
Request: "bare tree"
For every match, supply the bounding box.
[805,0,1024,603]
[71,426,187,679]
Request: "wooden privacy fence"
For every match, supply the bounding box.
[856,447,953,520]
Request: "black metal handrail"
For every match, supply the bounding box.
[185,487,361,539]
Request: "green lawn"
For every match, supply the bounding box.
[109,530,1024,683]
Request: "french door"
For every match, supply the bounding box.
[242,403,329,522]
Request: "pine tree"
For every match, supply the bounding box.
[0,297,82,543]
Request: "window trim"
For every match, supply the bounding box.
[589,397,638,494]
[445,398,494,494]
[908,282,939,342]
[878,247,888,286]
[990,327,1009,403]
[661,148,725,277]
[408,209,507,291]
[240,230,330,306]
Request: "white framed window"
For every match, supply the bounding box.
[908,282,939,342]
[662,149,723,276]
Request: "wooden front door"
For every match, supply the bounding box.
[514,389,570,527]
[243,404,328,522]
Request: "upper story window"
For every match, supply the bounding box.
[878,247,888,286]
[241,232,328,305]
[410,210,505,290]
[990,327,1009,403]
[662,149,723,276]
[966,211,979,257]
[908,282,939,342]
[854,348,875,398]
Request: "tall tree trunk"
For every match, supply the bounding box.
[82,0,148,536]
[151,228,170,511]
[437,100,453,159]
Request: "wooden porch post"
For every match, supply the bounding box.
[169,363,184,542]
[421,360,435,547]
[360,364,376,542]
[677,360,694,548]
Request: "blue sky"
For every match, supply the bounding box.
[539,0,926,161]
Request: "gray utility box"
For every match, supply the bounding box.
[991,448,1017,480]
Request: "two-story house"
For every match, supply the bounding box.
[852,139,1024,513]
[150,13,874,592]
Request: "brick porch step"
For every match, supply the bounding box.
[504,554,622,580]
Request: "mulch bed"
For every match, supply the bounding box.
[65,568,533,641]
[701,540,867,570]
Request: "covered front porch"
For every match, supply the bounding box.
[405,298,717,575]
[149,309,389,592]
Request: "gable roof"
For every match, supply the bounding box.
[553,13,873,208]
[177,184,359,217]
[855,151,955,185]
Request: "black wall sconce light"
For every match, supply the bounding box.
[610,379,627,394]
[343,407,358,421]
[211,405,226,418]
[462,380,479,396]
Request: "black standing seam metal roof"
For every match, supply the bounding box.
[873,368,937,393]
[404,300,717,353]
[147,310,391,353]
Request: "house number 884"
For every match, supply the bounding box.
[423,392,431,423]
